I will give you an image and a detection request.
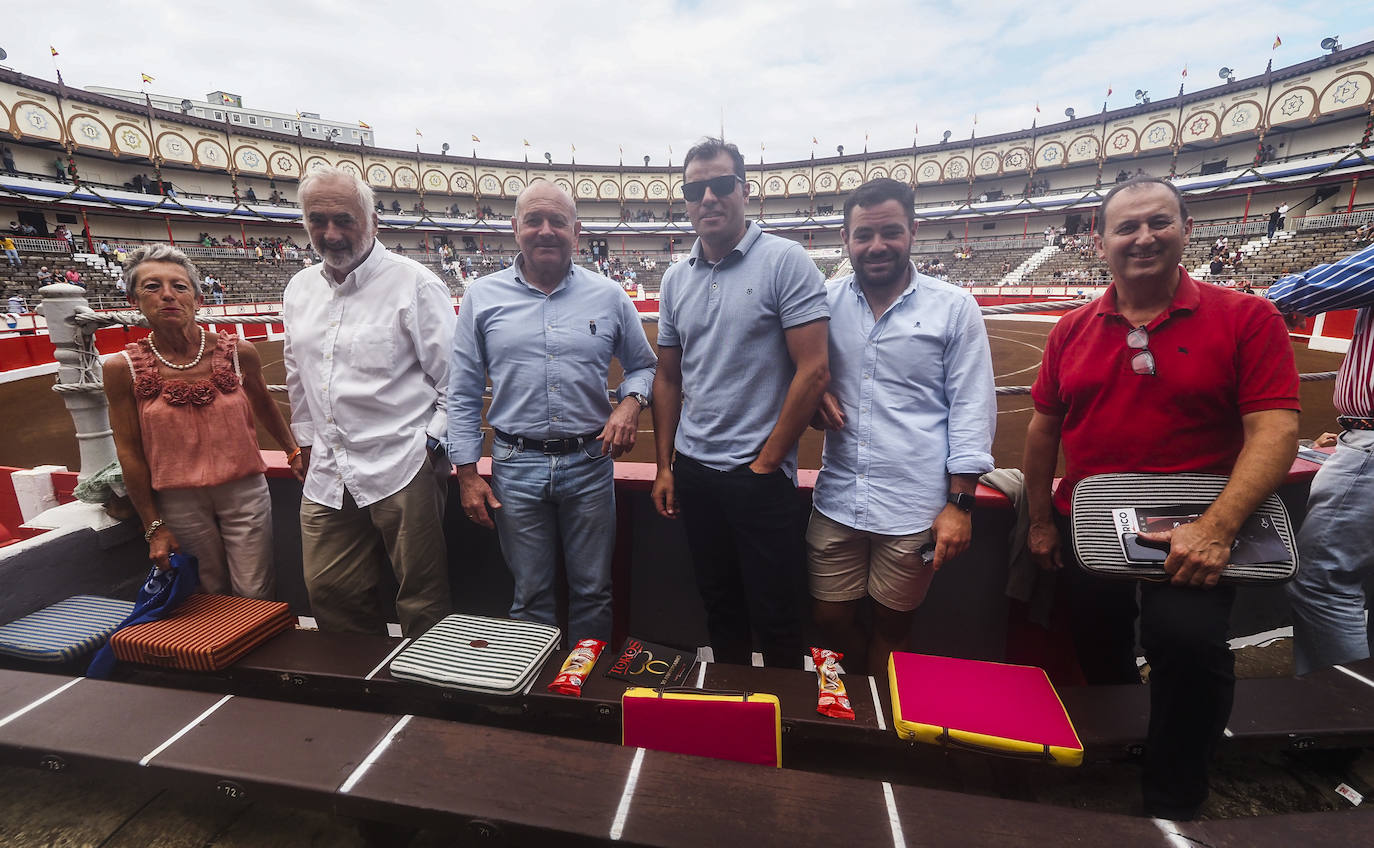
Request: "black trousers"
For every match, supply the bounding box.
[1057,513,1236,820]
[673,455,807,669]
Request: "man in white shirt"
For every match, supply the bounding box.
[284,167,456,636]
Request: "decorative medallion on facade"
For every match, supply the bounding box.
[1279,92,1306,117]
[505,176,523,194]
[1072,139,1096,157]
[918,162,940,181]
[817,173,835,189]
[1147,125,1169,144]
[396,171,415,188]
[453,174,472,191]
[1003,150,1026,168]
[1039,146,1060,164]
[369,166,388,183]
[1187,115,1212,137]
[625,181,644,198]
[577,179,595,197]
[241,150,261,168]
[24,108,50,131]
[1109,132,1131,150]
[426,172,444,189]
[648,181,666,197]
[338,162,361,178]
[480,175,500,193]
[975,153,998,173]
[273,154,295,173]
[200,144,222,163]
[120,129,143,150]
[767,177,784,193]
[1230,108,1252,126]
[1331,78,1361,105]
[166,139,185,156]
[891,164,911,181]
[944,159,967,178]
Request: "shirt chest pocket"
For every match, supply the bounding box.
[347,324,397,373]
[568,316,614,358]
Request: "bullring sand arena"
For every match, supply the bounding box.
[0,320,1349,473]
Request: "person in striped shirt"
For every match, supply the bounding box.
[1268,242,1374,675]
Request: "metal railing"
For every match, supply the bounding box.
[1297,209,1374,232]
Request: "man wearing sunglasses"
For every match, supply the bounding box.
[651,137,830,670]
[1022,176,1299,820]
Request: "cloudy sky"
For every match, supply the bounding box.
[12,0,1374,165]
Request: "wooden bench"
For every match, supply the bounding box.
[99,627,1374,775]
[3,667,1372,846]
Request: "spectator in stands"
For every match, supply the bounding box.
[808,179,995,677]
[1023,176,1299,820]
[449,182,656,644]
[245,186,258,203]
[0,146,15,175]
[1,235,17,268]
[1268,206,1282,239]
[650,137,829,670]
[53,156,67,182]
[64,267,83,287]
[98,240,112,266]
[6,221,18,235]
[269,189,282,205]
[203,273,221,305]
[391,199,402,214]
[1269,243,1374,677]
[104,244,302,597]
[284,166,455,637]
[36,266,53,286]
[55,225,73,247]
[6,294,23,314]
[20,223,36,236]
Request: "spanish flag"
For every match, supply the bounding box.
[359,121,371,129]
[570,143,576,152]
[471,134,481,142]
[415,128,422,137]
[50,46,59,57]
[523,139,531,146]
[1273,35,1282,49]
[812,136,818,144]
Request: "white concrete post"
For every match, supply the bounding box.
[37,283,117,481]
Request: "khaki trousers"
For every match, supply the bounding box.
[157,473,275,599]
[300,459,451,636]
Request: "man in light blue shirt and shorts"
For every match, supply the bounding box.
[449,182,657,644]
[651,137,830,669]
[809,178,996,677]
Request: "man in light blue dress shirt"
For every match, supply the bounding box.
[809,179,996,677]
[448,182,657,644]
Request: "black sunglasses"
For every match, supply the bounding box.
[682,174,744,203]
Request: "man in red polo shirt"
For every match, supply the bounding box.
[1023,177,1299,820]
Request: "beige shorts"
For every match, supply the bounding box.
[806,508,936,612]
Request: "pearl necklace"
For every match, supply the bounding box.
[148,327,207,371]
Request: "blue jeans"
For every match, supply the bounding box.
[4,248,18,267]
[491,435,615,644]
[1287,429,1374,676]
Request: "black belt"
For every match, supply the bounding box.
[493,428,598,455]
[1337,416,1374,431]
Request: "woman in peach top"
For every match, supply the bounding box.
[104,245,302,598]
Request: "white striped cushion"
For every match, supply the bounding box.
[389,615,560,696]
[0,595,136,662]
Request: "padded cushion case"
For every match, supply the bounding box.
[888,652,1082,766]
[621,687,782,767]
[0,596,136,663]
[109,593,293,671]
[1070,472,1297,583]
[388,614,560,696]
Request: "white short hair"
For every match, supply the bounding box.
[121,244,202,297]
[299,166,376,219]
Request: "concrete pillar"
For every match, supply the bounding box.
[37,283,117,481]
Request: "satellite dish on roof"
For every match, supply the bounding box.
[1218,67,1234,83]
[1064,107,1076,120]
[0,48,8,61]
[1321,36,1342,53]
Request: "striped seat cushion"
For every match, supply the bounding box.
[0,595,136,662]
[389,615,561,696]
[110,594,293,671]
